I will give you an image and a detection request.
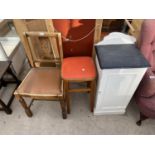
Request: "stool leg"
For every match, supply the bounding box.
[0,99,12,114]
[60,100,67,119]
[87,81,91,88]
[64,81,70,114]
[18,96,33,117]
[136,112,148,126]
[90,80,96,112]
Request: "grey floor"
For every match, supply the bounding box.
[0,62,155,135]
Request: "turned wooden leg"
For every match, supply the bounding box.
[18,96,33,117]
[90,80,96,113]
[64,81,70,114]
[60,100,67,119]
[136,112,148,126]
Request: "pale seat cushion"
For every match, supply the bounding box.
[16,67,62,96]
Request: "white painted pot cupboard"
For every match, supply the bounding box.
[94,33,149,115]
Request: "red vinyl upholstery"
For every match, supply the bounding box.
[52,19,96,57]
[61,56,96,80]
[52,19,97,80]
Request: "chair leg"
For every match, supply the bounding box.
[18,96,33,117]
[0,99,12,114]
[90,80,96,112]
[60,100,67,119]
[64,81,70,114]
[136,112,148,126]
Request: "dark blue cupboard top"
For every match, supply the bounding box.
[95,44,150,69]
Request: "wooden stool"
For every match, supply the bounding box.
[62,56,96,113]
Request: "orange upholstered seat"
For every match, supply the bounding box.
[61,56,96,81]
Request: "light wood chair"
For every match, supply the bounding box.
[14,32,67,119]
[46,19,103,114]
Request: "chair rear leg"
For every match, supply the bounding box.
[18,96,33,117]
[64,81,70,114]
[136,112,148,126]
[90,80,96,112]
[60,100,67,119]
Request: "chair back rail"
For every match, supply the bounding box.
[23,32,63,67]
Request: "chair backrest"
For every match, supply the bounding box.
[139,20,155,71]
[46,19,103,58]
[23,32,63,67]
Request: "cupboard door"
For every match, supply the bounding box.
[95,68,147,114]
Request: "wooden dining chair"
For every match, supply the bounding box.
[45,19,103,114]
[14,32,67,119]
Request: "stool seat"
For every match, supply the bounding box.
[61,56,96,81]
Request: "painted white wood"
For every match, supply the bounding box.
[96,32,136,45]
[94,58,147,115]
